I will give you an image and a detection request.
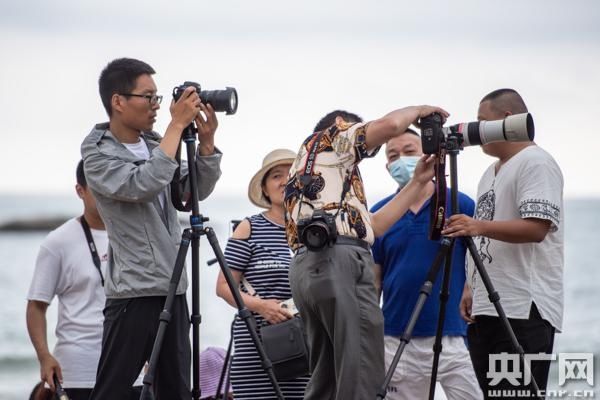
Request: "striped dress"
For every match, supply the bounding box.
[224,213,310,399]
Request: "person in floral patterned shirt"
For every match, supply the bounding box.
[285,105,448,400]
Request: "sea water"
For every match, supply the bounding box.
[0,194,598,399]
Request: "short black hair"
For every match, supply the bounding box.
[385,127,420,148]
[480,88,528,115]
[313,110,363,132]
[405,127,419,137]
[98,58,155,117]
[76,159,87,187]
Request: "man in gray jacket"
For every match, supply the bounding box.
[81,58,222,400]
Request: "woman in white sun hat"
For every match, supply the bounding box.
[216,149,310,399]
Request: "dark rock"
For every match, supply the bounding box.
[0,216,71,232]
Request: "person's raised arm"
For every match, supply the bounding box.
[159,86,205,158]
[365,106,449,151]
[370,155,435,237]
[442,215,551,243]
[195,102,218,156]
[26,300,62,391]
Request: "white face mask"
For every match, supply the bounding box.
[387,156,420,187]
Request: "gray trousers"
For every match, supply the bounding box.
[289,243,385,400]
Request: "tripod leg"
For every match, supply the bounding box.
[140,229,192,400]
[191,232,201,400]
[465,236,541,399]
[204,227,285,400]
[427,239,455,400]
[375,238,453,400]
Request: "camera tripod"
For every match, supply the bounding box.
[140,124,284,400]
[375,137,541,400]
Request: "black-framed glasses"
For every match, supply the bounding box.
[120,93,163,105]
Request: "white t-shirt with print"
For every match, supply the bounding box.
[467,145,564,331]
[27,218,144,388]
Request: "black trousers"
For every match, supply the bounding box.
[90,295,191,400]
[467,303,555,399]
[63,388,92,400]
[290,244,385,400]
[65,386,141,400]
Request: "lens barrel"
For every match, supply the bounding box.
[447,113,534,147]
[302,222,330,251]
[172,82,238,115]
[200,87,238,115]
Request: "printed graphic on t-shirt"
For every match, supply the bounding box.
[475,188,495,264]
[519,199,561,230]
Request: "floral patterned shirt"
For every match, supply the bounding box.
[284,121,380,249]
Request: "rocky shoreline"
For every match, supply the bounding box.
[0,216,72,232]
[0,216,197,232]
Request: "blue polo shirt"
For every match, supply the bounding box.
[371,189,475,337]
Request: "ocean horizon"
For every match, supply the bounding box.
[1,194,598,399]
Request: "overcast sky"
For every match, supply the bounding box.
[1,0,599,201]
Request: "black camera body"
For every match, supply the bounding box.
[297,209,338,251]
[420,113,446,154]
[172,81,238,115]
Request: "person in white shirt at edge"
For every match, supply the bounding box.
[26,160,143,400]
[443,88,564,399]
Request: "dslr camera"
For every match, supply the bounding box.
[172,81,238,115]
[420,112,534,154]
[297,209,337,251]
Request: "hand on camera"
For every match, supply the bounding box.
[411,154,436,185]
[442,214,484,237]
[169,86,202,129]
[195,102,218,155]
[414,105,450,127]
[39,353,62,391]
[258,299,293,325]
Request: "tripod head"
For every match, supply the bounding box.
[182,122,199,143]
[420,120,462,241]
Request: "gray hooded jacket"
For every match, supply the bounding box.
[81,123,222,298]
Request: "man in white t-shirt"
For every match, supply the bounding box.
[26,160,142,400]
[443,88,564,398]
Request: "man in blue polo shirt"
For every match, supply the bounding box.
[371,129,482,399]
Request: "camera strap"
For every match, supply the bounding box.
[170,126,197,212]
[299,129,326,189]
[429,150,447,241]
[79,216,104,286]
[294,129,326,224]
[296,126,353,223]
